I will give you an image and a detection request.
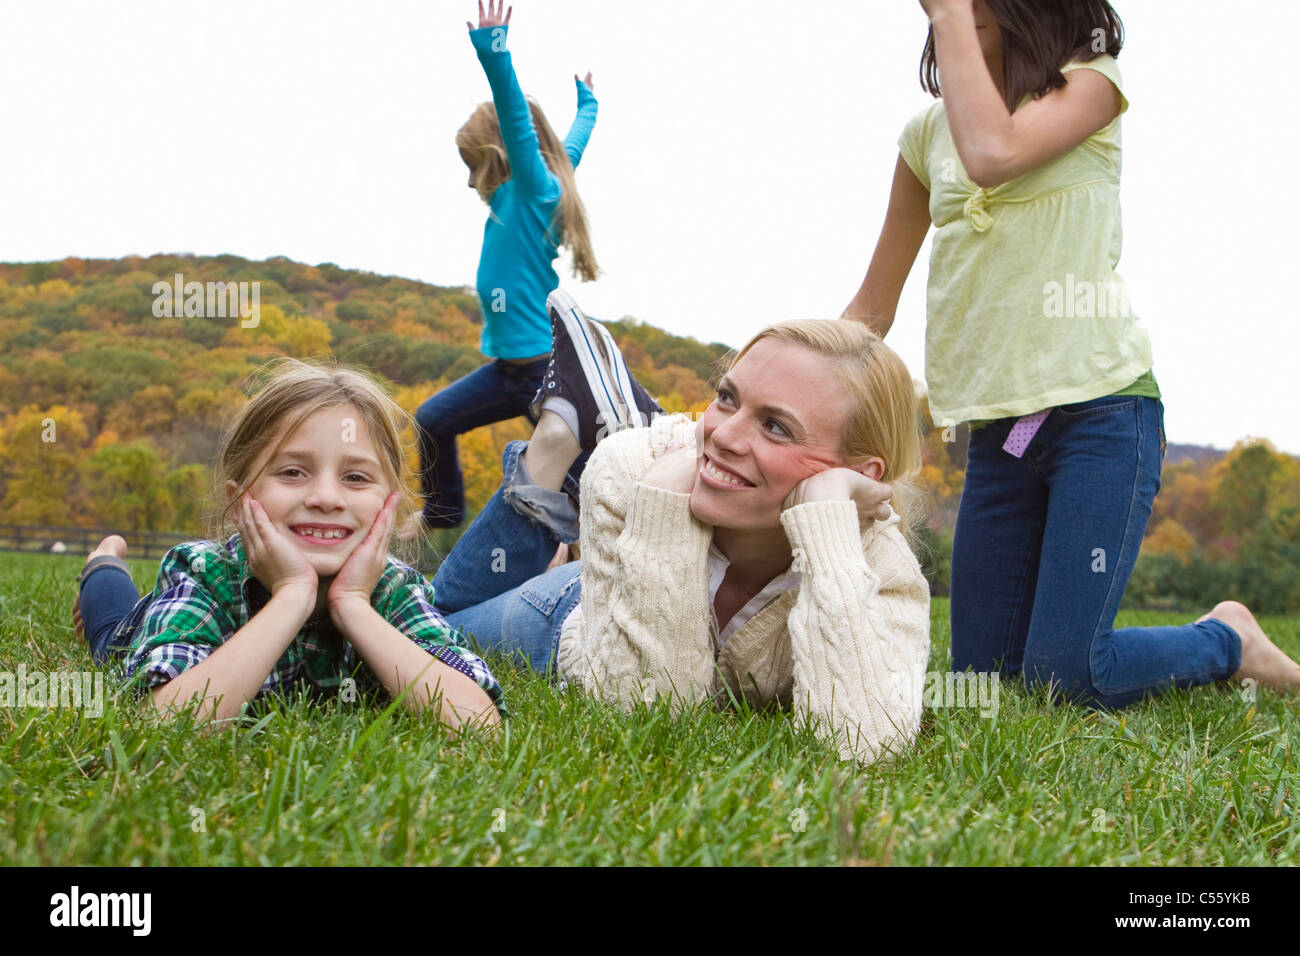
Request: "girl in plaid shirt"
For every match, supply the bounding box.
[72,359,505,729]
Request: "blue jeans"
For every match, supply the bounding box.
[950,395,1241,709]
[433,440,583,676]
[79,564,152,666]
[414,357,549,528]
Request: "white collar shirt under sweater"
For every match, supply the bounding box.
[556,414,932,766]
[707,543,800,650]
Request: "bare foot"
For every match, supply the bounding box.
[397,512,427,543]
[1200,600,1300,692]
[87,535,128,563]
[73,535,129,639]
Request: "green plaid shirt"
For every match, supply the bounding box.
[122,535,506,717]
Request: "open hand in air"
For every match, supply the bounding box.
[469,0,511,31]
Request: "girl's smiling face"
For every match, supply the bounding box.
[231,403,392,578]
[690,338,856,531]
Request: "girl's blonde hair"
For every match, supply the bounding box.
[726,319,927,544]
[456,98,599,282]
[210,358,418,559]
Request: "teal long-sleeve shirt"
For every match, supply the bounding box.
[469,26,597,358]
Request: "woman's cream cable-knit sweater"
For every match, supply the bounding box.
[556,414,932,765]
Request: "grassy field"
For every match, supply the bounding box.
[1,550,1297,866]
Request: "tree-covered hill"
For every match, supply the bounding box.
[0,254,729,533]
[3,254,1298,611]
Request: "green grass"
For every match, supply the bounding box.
[2,551,1297,865]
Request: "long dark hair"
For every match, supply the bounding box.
[920,0,1124,112]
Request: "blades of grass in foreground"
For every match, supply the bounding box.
[3,552,1299,864]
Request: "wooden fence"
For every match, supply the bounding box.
[0,524,197,561]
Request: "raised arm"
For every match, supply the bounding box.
[779,494,931,766]
[468,2,555,198]
[562,73,598,168]
[841,153,931,338]
[920,0,1123,188]
[565,421,716,707]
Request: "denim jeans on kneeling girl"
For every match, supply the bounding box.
[433,440,583,677]
[949,394,1241,709]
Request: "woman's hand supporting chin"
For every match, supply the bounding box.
[783,468,893,525]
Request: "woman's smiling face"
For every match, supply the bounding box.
[690,338,854,531]
[232,403,391,578]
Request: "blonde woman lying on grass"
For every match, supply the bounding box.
[427,291,931,766]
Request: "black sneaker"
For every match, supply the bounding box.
[531,289,665,450]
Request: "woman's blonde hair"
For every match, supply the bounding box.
[456,98,599,282]
[726,319,927,544]
[210,358,418,559]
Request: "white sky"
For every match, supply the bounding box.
[2,1,1296,454]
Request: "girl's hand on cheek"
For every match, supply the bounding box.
[783,468,893,524]
[238,495,318,602]
[328,493,399,617]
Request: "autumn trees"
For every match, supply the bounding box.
[2,254,1296,611]
[0,255,728,542]
[1128,440,1300,613]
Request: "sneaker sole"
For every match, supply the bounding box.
[588,320,648,428]
[546,289,633,438]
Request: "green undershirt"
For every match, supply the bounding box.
[967,369,1161,431]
